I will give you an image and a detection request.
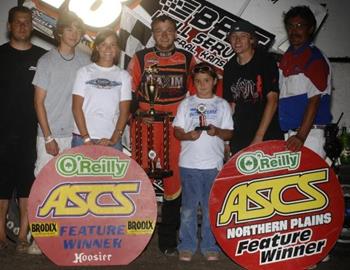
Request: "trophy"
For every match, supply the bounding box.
[144,64,159,116]
[148,149,157,172]
[133,64,173,181]
[195,103,210,130]
[134,111,173,179]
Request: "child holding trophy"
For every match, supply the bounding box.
[173,62,233,261]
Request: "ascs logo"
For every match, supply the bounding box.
[37,182,140,218]
[217,169,329,225]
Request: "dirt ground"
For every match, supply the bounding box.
[1,230,350,270]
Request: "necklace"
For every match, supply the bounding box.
[58,49,75,61]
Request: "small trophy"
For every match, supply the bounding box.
[195,103,210,130]
[144,64,159,116]
[148,149,157,172]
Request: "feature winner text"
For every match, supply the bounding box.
[236,229,326,265]
[60,225,125,263]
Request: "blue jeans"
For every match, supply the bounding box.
[178,167,220,254]
[71,134,123,151]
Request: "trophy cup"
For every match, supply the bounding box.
[144,64,159,116]
[195,103,210,130]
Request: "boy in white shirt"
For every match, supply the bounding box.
[173,63,233,261]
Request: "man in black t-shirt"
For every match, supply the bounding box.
[223,21,283,155]
[0,6,46,252]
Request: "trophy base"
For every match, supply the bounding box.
[146,168,173,179]
[195,126,211,131]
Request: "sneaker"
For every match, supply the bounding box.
[27,240,42,255]
[179,251,193,261]
[16,240,29,253]
[322,254,330,262]
[162,247,178,257]
[204,251,219,261]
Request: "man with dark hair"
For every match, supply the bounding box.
[128,14,196,256]
[0,5,46,252]
[279,5,332,159]
[223,20,283,155]
[30,11,90,254]
[279,7,332,267]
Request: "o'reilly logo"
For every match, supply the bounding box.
[236,151,300,175]
[56,154,129,178]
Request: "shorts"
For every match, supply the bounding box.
[0,136,36,199]
[35,136,72,176]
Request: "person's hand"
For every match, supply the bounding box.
[97,138,112,146]
[206,124,217,136]
[286,135,305,152]
[188,130,201,140]
[250,134,264,145]
[45,140,59,156]
[83,140,94,145]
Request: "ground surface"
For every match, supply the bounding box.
[1,231,350,270]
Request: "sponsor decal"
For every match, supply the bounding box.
[209,141,344,270]
[56,154,129,178]
[236,150,300,174]
[28,146,157,266]
[127,220,155,235]
[31,222,59,237]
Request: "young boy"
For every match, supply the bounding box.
[173,62,233,261]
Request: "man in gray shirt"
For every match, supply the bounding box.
[31,11,89,255]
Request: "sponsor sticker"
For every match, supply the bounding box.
[28,146,157,266]
[31,222,59,237]
[209,141,344,270]
[126,220,155,235]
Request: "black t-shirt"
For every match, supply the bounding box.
[0,43,46,140]
[223,47,283,154]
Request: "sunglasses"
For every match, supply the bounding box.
[286,23,309,30]
[192,65,215,74]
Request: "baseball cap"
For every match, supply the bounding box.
[228,20,255,35]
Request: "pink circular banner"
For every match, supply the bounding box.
[210,140,344,270]
[28,146,157,266]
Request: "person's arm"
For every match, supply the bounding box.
[72,94,93,145]
[286,95,321,152]
[34,86,59,156]
[174,126,201,141]
[251,91,278,144]
[99,100,131,146]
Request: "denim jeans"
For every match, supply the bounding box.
[178,167,220,254]
[71,134,123,151]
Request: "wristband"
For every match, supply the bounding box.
[45,135,54,144]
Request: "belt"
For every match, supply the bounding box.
[290,125,326,132]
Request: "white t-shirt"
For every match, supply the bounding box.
[173,95,233,170]
[72,63,132,139]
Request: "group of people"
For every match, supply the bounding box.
[0,3,332,266]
